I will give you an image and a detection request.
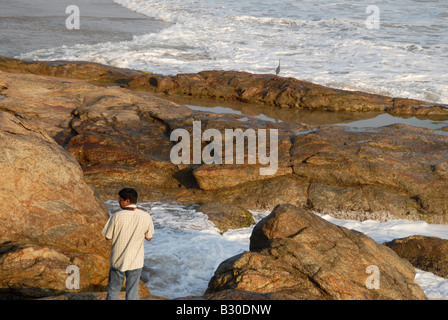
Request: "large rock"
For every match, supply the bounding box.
[0,69,311,202]
[0,56,142,87]
[129,70,447,115]
[289,124,448,222]
[0,70,193,199]
[1,61,448,223]
[191,123,448,222]
[197,202,254,233]
[0,110,110,298]
[385,236,448,278]
[205,204,427,300]
[1,57,446,115]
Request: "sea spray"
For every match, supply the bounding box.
[105,200,448,299]
[16,0,448,104]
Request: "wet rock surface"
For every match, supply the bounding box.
[197,202,254,233]
[1,60,447,223]
[1,56,446,115]
[385,236,448,279]
[0,57,447,299]
[130,70,446,114]
[0,110,110,299]
[205,204,427,300]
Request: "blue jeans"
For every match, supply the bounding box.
[106,267,142,300]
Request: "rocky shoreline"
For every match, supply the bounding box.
[1,56,447,300]
[2,56,447,115]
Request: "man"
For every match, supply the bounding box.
[103,188,154,300]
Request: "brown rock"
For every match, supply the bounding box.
[1,63,448,223]
[65,96,184,192]
[129,70,447,114]
[0,56,142,87]
[198,202,254,233]
[388,98,448,116]
[131,71,397,111]
[290,125,448,222]
[0,69,194,199]
[0,71,88,144]
[191,131,293,191]
[385,236,448,278]
[193,164,293,191]
[1,57,445,115]
[0,110,109,298]
[206,204,427,300]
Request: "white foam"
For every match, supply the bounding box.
[104,200,448,299]
[16,0,448,104]
[105,200,266,298]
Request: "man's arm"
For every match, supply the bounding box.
[145,215,154,242]
[103,215,114,241]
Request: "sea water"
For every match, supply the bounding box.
[104,200,269,299]
[15,0,448,104]
[105,200,448,299]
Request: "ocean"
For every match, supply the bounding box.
[3,0,447,104]
[2,0,448,299]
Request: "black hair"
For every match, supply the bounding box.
[118,188,138,204]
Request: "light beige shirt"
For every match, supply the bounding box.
[102,204,154,271]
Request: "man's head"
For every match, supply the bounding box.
[118,188,138,209]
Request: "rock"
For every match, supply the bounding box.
[0,56,142,87]
[0,110,110,299]
[1,62,448,223]
[0,69,310,202]
[384,236,448,278]
[0,69,193,199]
[0,71,87,144]
[388,100,448,117]
[205,204,427,300]
[129,70,447,114]
[1,57,445,115]
[64,90,186,194]
[191,131,293,191]
[198,202,254,233]
[290,125,448,222]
